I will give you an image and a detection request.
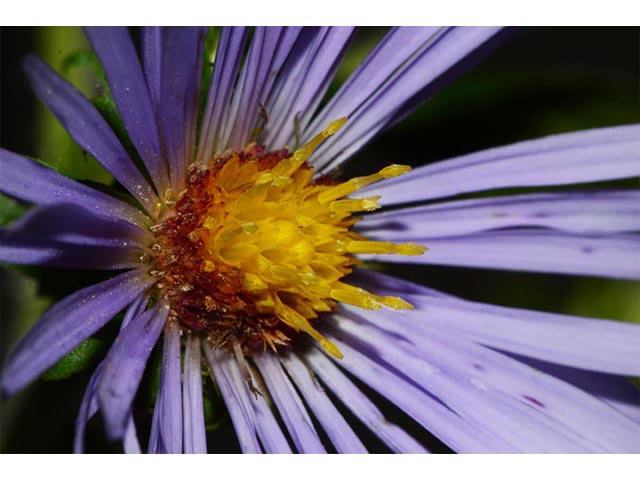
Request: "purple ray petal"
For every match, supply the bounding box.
[365,229,640,280]
[1,270,154,397]
[0,203,147,270]
[300,351,427,453]
[263,27,355,149]
[183,334,207,453]
[219,27,300,151]
[158,27,207,192]
[304,27,437,143]
[307,343,514,453]
[73,295,145,453]
[98,303,168,440]
[22,55,159,213]
[359,191,640,240]
[202,344,261,453]
[73,363,102,453]
[123,415,142,454]
[84,27,170,193]
[148,394,163,453]
[0,149,149,227]
[365,124,640,205]
[515,356,640,425]
[328,325,590,453]
[152,323,183,453]
[354,288,640,377]
[197,27,249,162]
[336,310,640,452]
[307,27,506,172]
[245,362,292,453]
[141,27,162,112]
[280,354,367,453]
[254,353,326,453]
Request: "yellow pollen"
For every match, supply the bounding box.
[159,119,425,358]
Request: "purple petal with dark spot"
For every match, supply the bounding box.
[306,343,513,453]
[363,229,640,280]
[300,351,427,453]
[334,309,640,452]
[513,356,640,424]
[359,190,640,239]
[350,283,640,377]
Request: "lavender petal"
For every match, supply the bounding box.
[254,353,326,453]
[359,190,640,239]
[141,27,162,112]
[307,343,513,453]
[123,415,142,454]
[73,363,103,453]
[202,345,261,453]
[515,357,640,425]
[263,27,355,149]
[308,27,506,172]
[364,124,640,205]
[98,303,168,440]
[155,323,183,453]
[355,287,640,377]
[197,27,249,162]
[22,55,159,213]
[336,310,640,452]
[84,27,170,193]
[73,295,145,453]
[305,27,437,133]
[300,351,427,453]
[281,354,367,453]
[158,27,207,192]
[0,203,147,270]
[220,27,300,151]
[183,334,207,453]
[0,149,149,227]
[1,270,154,397]
[364,229,640,280]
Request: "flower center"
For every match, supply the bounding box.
[150,119,425,357]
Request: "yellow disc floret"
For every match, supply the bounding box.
[153,118,426,358]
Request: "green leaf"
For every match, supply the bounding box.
[42,336,108,381]
[0,194,26,226]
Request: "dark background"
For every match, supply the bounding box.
[1,27,639,453]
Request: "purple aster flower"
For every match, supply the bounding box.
[1,26,639,454]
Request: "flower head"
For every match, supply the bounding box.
[1,26,639,454]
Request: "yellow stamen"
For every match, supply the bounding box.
[163,120,424,358]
